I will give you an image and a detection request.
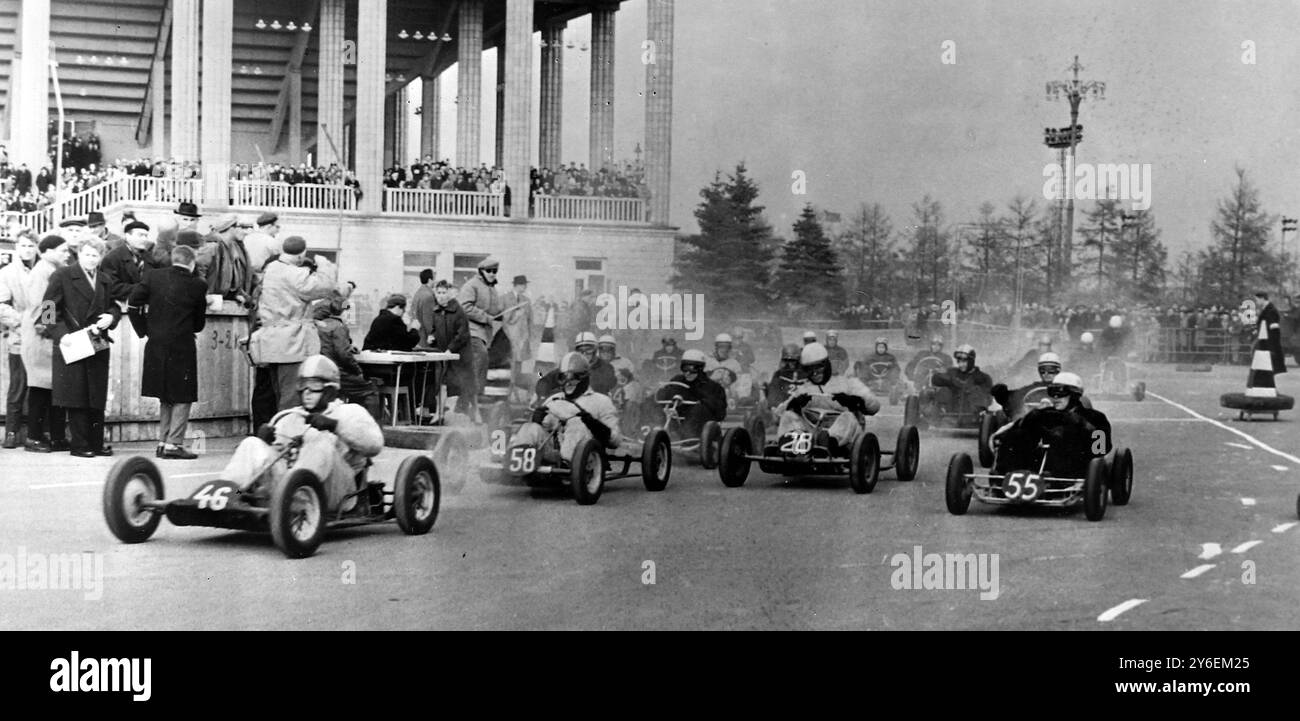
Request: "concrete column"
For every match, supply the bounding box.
[151,57,167,160]
[12,0,50,173]
[644,0,674,226]
[494,40,505,168]
[200,0,233,207]
[383,93,397,168]
[420,73,440,159]
[170,0,200,162]
[456,0,483,168]
[316,0,346,165]
[539,24,564,171]
[355,0,387,213]
[288,68,303,164]
[589,8,616,170]
[502,0,533,216]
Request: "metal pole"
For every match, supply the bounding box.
[319,124,344,251]
[50,42,64,222]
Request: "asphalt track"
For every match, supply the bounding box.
[1,363,1296,630]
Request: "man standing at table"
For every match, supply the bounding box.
[458,257,506,420]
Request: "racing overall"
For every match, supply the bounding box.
[777,376,880,448]
[513,388,621,463]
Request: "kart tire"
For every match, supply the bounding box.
[1219,393,1294,416]
[393,455,441,535]
[903,395,920,428]
[270,469,328,558]
[1109,447,1133,506]
[434,433,468,494]
[570,439,605,505]
[1132,382,1146,402]
[641,430,672,492]
[700,420,722,470]
[719,427,753,488]
[977,412,998,469]
[849,432,880,494]
[894,425,920,481]
[945,453,974,515]
[1084,457,1109,522]
[102,456,165,544]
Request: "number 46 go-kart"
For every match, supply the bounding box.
[715,394,920,494]
[478,397,673,505]
[102,412,441,558]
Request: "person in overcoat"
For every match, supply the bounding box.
[20,235,71,452]
[129,245,209,459]
[43,239,122,457]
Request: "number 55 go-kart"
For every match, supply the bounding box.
[102,409,442,559]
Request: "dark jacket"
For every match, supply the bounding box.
[314,312,364,377]
[425,298,470,353]
[655,373,727,422]
[363,310,419,351]
[101,242,159,305]
[905,350,952,381]
[45,264,123,409]
[129,265,209,403]
[534,357,617,399]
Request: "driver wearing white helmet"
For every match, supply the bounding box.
[928,343,993,412]
[991,351,1089,419]
[824,330,850,376]
[780,343,880,452]
[990,372,1111,476]
[515,351,620,463]
[536,332,617,398]
[596,334,636,376]
[655,349,728,437]
[218,355,384,514]
[705,333,745,389]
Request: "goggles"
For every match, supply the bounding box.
[1046,385,1077,398]
[481,268,499,274]
[1038,364,1061,374]
[681,364,704,374]
[953,353,971,362]
[560,371,588,384]
[297,379,330,392]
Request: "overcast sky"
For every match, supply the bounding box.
[420,0,1300,258]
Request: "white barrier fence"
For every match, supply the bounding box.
[229,181,356,211]
[533,194,646,223]
[383,188,504,217]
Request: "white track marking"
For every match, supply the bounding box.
[1271,465,1289,472]
[1225,442,1252,450]
[1098,599,1148,622]
[28,480,101,490]
[1148,391,1300,465]
[1272,523,1297,533]
[1108,418,1202,423]
[1241,498,1256,507]
[170,471,221,479]
[1231,541,1262,553]
[1181,564,1216,579]
[1198,543,1222,560]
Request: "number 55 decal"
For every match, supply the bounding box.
[1003,472,1041,501]
[509,447,537,473]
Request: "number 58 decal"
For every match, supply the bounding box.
[509,447,537,473]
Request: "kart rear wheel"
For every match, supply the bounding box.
[570,439,605,505]
[903,395,920,428]
[849,432,880,494]
[641,430,672,492]
[977,412,999,469]
[1084,457,1109,522]
[270,469,327,558]
[700,420,722,470]
[434,433,468,494]
[719,427,753,488]
[894,425,920,481]
[393,455,441,534]
[1109,447,1133,506]
[945,453,974,515]
[102,456,165,544]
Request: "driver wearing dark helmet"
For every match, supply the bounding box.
[218,355,384,514]
[854,337,900,383]
[765,343,804,409]
[654,349,727,438]
[780,343,880,453]
[515,351,620,463]
[989,372,1112,477]
[905,335,953,383]
[927,343,993,412]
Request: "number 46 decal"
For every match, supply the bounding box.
[192,484,233,510]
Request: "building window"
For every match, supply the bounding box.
[574,257,606,298]
[453,253,489,288]
[403,251,439,296]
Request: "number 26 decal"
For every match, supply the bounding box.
[780,432,813,454]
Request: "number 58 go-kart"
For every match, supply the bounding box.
[102,417,442,559]
[716,394,920,493]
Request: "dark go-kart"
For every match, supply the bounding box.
[945,438,1134,522]
[102,421,441,559]
[904,378,995,435]
[716,395,920,494]
[1091,356,1146,401]
[859,360,906,406]
[644,381,725,468]
[478,398,672,505]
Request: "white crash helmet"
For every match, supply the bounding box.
[1050,371,1084,396]
[298,354,341,388]
[800,342,830,366]
[1037,351,1062,368]
[680,349,708,371]
[597,334,617,349]
[574,331,598,350]
[1080,332,1095,344]
[1109,315,1123,329]
[714,333,733,346]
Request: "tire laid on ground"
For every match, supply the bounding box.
[434,433,469,494]
[894,425,920,481]
[393,455,441,535]
[699,420,722,470]
[977,412,998,469]
[1132,382,1146,402]
[1219,392,1294,417]
[102,456,165,544]
[641,430,672,492]
[1109,447,1133,506]
[1083,457,1109,522]
[269,469,328,558]
[903,395,920,428]
[719,427,753,488]
[570,439,605,505]
[945,453,974,515]
[849,432,881,494]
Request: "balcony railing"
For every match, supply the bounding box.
[123,176,204,205]
[229,180,356,211]
[383,188,504,217]
[533,195,646,223]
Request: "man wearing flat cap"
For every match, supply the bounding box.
[458,256,507,418]
[244,211,282,272]
[101,219,160,326]
[196,213,251,304]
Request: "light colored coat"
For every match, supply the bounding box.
[19,259,60,388]
[0,258,32,355]
[458,274,505,345]
[501,290,533,361]
[249,255,338,363]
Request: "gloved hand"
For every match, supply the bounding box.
[530,406,548,424]
[255,424,277,444]
[991,383,1010,406]
[832,392,866,414]
[787,393,811,413]
[307,413,338,432]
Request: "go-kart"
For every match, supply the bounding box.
[945,435,1134,522]
[1091,356,1146,401]
[858,360,906,406]
[641,355,682,388]
[907,356,949,388]
[102,411,441,559]
[716,394,920,494]
[640,381,725,468]
[478,397,672,505]
[904,376,995,434]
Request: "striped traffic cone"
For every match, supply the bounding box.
[1246,319,1278,397]
[535,307,557,367]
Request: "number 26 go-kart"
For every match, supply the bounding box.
[944,434,1134,522]
[716,394,920,494]
[102,413,442,558]
[478,398,672,505]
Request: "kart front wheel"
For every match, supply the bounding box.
[103,456,165,544]
[700,420,722,469]
[641,430,672,492]
[894,425,920,481]
[945,453,973,515]
[570,439,605,505]
[1109,447,1133,506]
[903,395,920,428]
[1084,457,1109,522]
[434,432,468,494]
[849,432,880,494]
[719,427,753,488]
[394,455,441,534]
[270,469,327,558]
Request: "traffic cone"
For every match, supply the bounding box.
[536,307,556,366]
[1246,319,1278,398]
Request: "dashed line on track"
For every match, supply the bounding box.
[1241,498,1256,507]
[1181,564,1216,579]
[171,471,221,479]
[1098,599,1147,622]
[1271,522,1297,533]
[1270,465,1289,472]
[1231,541,1261,553]
[1198,543,1222,560]
[1148,391,1300,466]
[28,480,101,490]
[1225,442,1253,450]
